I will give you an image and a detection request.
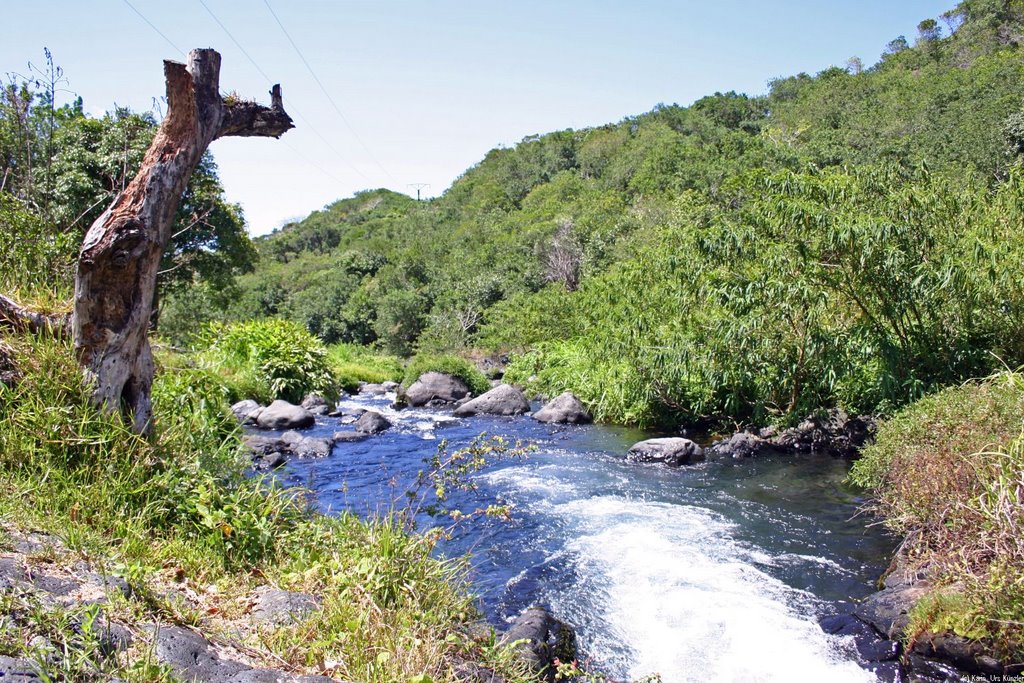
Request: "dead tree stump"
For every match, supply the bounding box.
[73,49,293,433]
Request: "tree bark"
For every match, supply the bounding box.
[72,49,292,433]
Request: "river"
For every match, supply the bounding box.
[278,391,897,683]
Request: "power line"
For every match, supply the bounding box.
[198,0,273,83]
[197,0,372,182]
[120,1,356,222]
[121,0,185,57]
[280,137,348,187]
[262,0,397,184]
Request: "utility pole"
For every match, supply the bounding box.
[407,183,430,201]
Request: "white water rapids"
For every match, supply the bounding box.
[283,393,893,682]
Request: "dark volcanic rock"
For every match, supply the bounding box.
[0,656,42,682]
[453,384,530,417]
[854,563,932,639]
[250,587,319,626]
[149,625,247,680]
[912,632,1006,676]
[280,431,332,458]
[0,557,26,591]
[0,341,20,389]
[147,625,336,682]
[499,607,576,680]
[243,432,330,468]
[255,401,315,430]
[848,555,1022,679]
[626,437,705,467]
[355,410,392,434]
[708,409,877,459]
[773,408,876,456]
[252,451,288,471]
[532,392,592,424]
[403,372,471,407]
[332,431,369,443]
[243,436,287,467]
[709,431,778,459]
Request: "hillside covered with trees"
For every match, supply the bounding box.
[185,0,1024,428]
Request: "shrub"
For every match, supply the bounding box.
[0,194,78,298]
[504,340,662,426]
[0,333,305,571]
[402,353,490,396]
[197,318,336,404]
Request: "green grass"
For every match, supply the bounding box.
[402,353,491,396]
[326,342,404,393]
[0,331,533,682]
[851,371,1024,658]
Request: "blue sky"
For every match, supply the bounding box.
[3,1,957,235]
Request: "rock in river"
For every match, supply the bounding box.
[499,606,577,680]
[230,399,263,425]
[626,437,705,467]
[453,384,530,417]
[255,400,315,430]
[355,410,392,434]
[300,393,330,415]
[403,372,471,407]
[532,391,592,424]
[709,432,778,459]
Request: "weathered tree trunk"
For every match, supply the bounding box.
[73,49,292,433]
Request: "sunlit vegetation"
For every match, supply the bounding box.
[4,0,1024,675]
[211,0,1024,428]
[0,334,531,681]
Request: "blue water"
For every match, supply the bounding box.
[277,392,897,683]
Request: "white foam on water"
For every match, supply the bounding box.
[487,463,873,683]
[336,397,458,440]
[481,467,582,501]
[777,553,852,574]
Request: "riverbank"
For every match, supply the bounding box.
[0,334,533,683]
[850,371,1024,676]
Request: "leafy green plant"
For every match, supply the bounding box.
[0,194,78,299]
[405,434,533,523]
[197,318,337,404]
[0,331,539,682]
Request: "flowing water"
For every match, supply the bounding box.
[278,392,897,683]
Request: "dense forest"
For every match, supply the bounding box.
[153,0,1024,428]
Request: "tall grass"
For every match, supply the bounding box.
[851,371,1024,657]
[0,194,77,301]
[326,342,404,392]
[0,332,532,682]
[505,339,662,426]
